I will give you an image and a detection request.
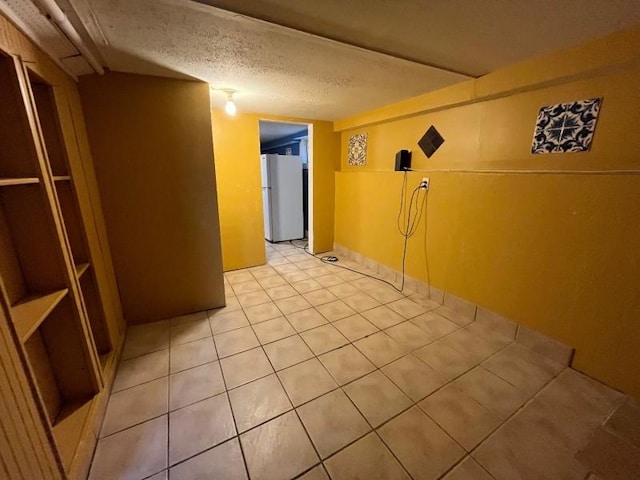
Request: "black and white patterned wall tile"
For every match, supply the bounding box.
[348,133,368,166]
[531,98,602,154]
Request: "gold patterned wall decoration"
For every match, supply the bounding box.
[348,133,368,166]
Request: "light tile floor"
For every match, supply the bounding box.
[89,242,640,480]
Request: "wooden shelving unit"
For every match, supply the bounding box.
[0,50,116,476]
[11,289,68,342]
[75,263,90,278]
[0,177,39,186]
[52,399,94,469]
[28,70,113,362]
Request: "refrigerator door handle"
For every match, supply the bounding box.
[268,185,274,242]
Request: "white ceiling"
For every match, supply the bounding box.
[5,0,640,120]
[259,120,308,143]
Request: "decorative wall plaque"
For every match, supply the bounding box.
[348,133,368,166]
[531,98,602,154]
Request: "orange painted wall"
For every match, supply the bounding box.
[212,111,340,271]
[334,26,640,397]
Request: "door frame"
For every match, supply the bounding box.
[258,119,314,253]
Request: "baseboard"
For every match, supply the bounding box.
[333,242,574,367]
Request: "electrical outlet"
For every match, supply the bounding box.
[420,177,430,190]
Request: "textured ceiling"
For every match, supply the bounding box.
[2,0,75,57]
[74,0,470,119]
[198,0,640,77]
[259,120,308,143]
[0,0,95,76]
[14,0,640,119]
[0,0,104,76]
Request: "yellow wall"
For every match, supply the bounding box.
[211,111,265,270]
[212,111,340,271]
[334,26,640,397]
[79,72,225,324]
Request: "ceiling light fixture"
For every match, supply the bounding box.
[224,90,237,116]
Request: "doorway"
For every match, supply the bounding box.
[258,120,313,254]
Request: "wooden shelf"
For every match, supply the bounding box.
[12,289,68,342]
[0,55,42,178]
[0,177,39,186]
[99,351,111,371]
[52,398,93,470]
[0,50,119,480]
[80,270,111,355]
[75,263,90,278]
[56,180,88,263]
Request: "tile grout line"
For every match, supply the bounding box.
[243,256,436,477]
[109,280,492,436]
[298,308,547,477]
[454,367,569,478]
[252,324,327,478]
[165,318,186,476]
[111,308,485,415]
[163,434,244,476]
[106,250,561,479]
[435,454,497,480]
[372,428,417,480]
[154,319,244,472]
[400,341,529,478]
[247,271,429,478]
[327,331,557,480]
[100,253,376,476]
[97,332,523,446]
[207,322,252,480]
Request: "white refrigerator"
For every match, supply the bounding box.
[261,154,304,242]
